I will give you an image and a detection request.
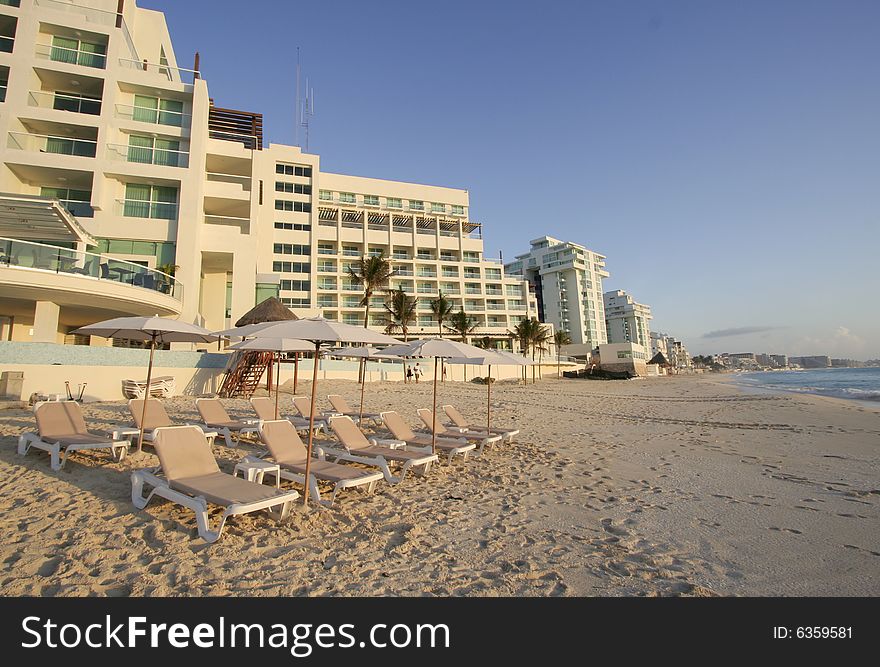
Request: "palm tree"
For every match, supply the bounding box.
[554,330,572,378]
[347,251,396,330]
[510,319,533,384]
[383,288,417,341]
[530,320,552,383]
[446,310,477,381]
[475,336,493,350]
[429,290,455,338]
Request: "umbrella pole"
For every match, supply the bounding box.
[303,342,320,507]
[293,353,299,393]
[359,358,366,423]
[274,351,281,420]
[431,356,438,454]
[137,334,156,454]
[487,364,492,432]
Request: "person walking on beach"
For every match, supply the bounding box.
[406,366,413,383]
[414,363,422,383]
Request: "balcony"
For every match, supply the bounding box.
[441,270,459,278]
[35,42,106,69]
[33,0,138,61]
[116,199,177,220]
[392,253,410,260]
[416,287,435,294]
[57,198,93,218]
[463,256,480,263]
[107,143,189,168]
[8,131,96,157]
[416,271,437,278]
[0,236,183,305]
[486,303,506,311]
[341,249,360,257]
[415,253,434,260]
[118,58,200,85]
[465,288,482,295]
[395,268,414,276]
[115,103,190,128]
[317,264,337,273]
[27,90,102,115]
[317,248,336,256]
[317,281,337,290]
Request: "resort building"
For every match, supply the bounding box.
[603,289,652,349]
[0,0,532,346]
[505,236,609,348]
[651,332,692,371]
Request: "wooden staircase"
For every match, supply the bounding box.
[218,351,274,398]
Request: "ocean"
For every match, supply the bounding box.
[735,367,880,403]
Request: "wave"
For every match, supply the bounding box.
[735,380,880,402]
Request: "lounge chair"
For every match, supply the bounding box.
[256,420,384,506]
[131,425,299,543]
[442,404,520,443]
[250,396,327,435]
[18,401,129,471]
[325,416,438,484]
[327,394,382,425]
[379,410,476,464]
[195,398,259,447]
[416,408,502,455]
[118,398,217,446]
[293,395,341,423]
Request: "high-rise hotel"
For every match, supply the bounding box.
[0,0,533,345]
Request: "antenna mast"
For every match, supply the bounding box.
[295,47,301,146]
[300,79,315,152]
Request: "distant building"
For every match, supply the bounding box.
[505,236,609,348]
[650,332,669,358]
[789,356,832,369]
[729,353,757,362]
[603,290,652,349]
[596,342,648,376]
[755,353,771,367]
[769,354,788,368]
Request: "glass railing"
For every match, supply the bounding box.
[463,257,480,263]
[416,272,437,278]
[118,58,200,85]
[35,42,106,69]
[465,288,482,295]
[341,250,360,257]
[28,90,102,115]
[0,236,182,300]
[442,287,461,294]
[317,249,336,255]
[107,143,189,168]
[317,300,337,308]
[116,199,178,220]
[8,131,97,157]
[58,199,94,218]
[486,304,506,310]
[396,269,414,276]
[317,283,337,290]
[115,103,190,128]
[317,265,337,273]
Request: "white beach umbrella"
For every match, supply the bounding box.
[71,316,218,452]
[381,338,491,454]
[445,349,525,432]
[228,337,314,419]
[331,346,393,423]
[241,317,399,506]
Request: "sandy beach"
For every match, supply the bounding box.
[0,374,877,597]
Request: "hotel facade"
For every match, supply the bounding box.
[603,289,652,349]
[0,0,533,345]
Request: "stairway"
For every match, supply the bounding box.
[218,350,275,398]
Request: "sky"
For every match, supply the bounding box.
[147,0,880,359]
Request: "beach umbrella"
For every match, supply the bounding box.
[234,297,297,327]
[228,337,314,419]
[444,349,520,433]
[331,346,395,423]
[71,316,217,452]
[240,317,398,506]
[382,338,490,454]
[494,349,536,385]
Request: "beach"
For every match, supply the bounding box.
[1,374,878,597]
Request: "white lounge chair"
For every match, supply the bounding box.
[195,398,259,447]
[256,420,384,506]
[293,395,341,423]
[117,398,217,446]
[327,394,382,425]
[18,401,129,471]
[416,408,502,454]
[380,410,476,464]
[250,396,327,435]
[325,416,438,484]
[131,425,299,543]
[442,404,520,443]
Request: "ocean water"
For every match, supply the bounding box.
[735,367,880,403]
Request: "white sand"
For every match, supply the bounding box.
[1,375,877,597]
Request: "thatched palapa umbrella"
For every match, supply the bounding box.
[232,298,299,390]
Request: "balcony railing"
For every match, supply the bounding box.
[27,90,102,115]
[486,304,506,311]
[392,253,410,260]
[35,43,106,69]
[341,250,360,257]
[415,254,434,260]
[118,58,200,85]
[463,256,480,263]
[317,264,337,273]
[465,288,482,295]
[0,236,182,300]
[395,269,414,276]
[115,103,190,128]
[106,142,189,168]
[8,131,97,157]
[116,199,178,220]
[317,248,336,256]
[58,198,94,218]
[317,282,337,290]
[33,0,139,60]
[416,271,437,278]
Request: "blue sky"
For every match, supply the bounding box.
[149,0,880,359]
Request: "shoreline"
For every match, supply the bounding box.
[713,371,880,413]
[1,374,878,597]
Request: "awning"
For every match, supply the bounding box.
[0,193,97,246]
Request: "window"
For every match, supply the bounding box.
[386,197,402,209]
[53,91,101,115]
[50,36,106,68]
[274,222,311,231]
[339,192,356,204]
[273,243,310,255]
[274,200,311,212]
[408,200,424,211]
[123,183,177,219]
[275,164,312,177]
[319,190,332,200]
[273,261,311,273]
[363,195,379,206]
[275,182,311,194]
[132,94,184,126]
[431,203,445,213]
[281,297,311,307]
[451,205,465,215]
[41,186,93,218]
[127,135,182,166]
[280,279,311,291]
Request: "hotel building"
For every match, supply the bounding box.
[505,236,609,348]
[603,289,652,349]
[0,0,532,345]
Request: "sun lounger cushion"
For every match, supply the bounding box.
[171,472,287,506]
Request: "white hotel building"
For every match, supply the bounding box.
[0,0,532,345]
[603,289,652,350]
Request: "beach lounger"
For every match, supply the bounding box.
[118,398,218,446]
[195,398,259,447]
[380,410,476,464]
[256,420,383,506]
[293,395,341,423]
[131,425,299,543]
[325,416,438,484]
[416,408,502,455]
[442,404,520,443]
[327,394,382,425]
[18,401,129,471]
[250,396,327,435]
